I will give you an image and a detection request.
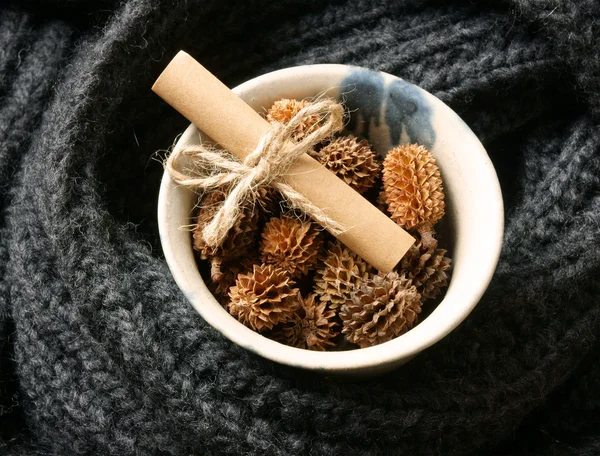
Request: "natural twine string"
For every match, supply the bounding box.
[165,98,345,248]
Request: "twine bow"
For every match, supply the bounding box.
[165,98,346,248]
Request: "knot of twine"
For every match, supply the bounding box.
[165,98,345,248]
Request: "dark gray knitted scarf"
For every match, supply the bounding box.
[1,0,599,454]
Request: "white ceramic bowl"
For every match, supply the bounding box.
[158,64,504,376]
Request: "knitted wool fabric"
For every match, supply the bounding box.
[1,0,600,455]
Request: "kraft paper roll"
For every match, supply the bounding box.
[152,51,414,272]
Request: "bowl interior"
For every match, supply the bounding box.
[158,64,504,375]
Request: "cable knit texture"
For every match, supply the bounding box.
[0,0,599,454]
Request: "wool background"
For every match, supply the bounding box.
[1,0,599,455]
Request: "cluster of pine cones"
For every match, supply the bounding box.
[193,98,451,351]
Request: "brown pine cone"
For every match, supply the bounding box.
[193,191,260,281]
[260,216,323,277]
[399,240,451,300]
[381,144,445,247]
[376,191,388,213]
[315,135,380,194]
[209,253,261,306]
[228,264,298,332]
[314,241,370,310]
[340,272,421,348]
[266,98,320,142]
[255,185,281,216]
[279,293,338,351]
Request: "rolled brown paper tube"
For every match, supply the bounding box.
[152,51,414,272]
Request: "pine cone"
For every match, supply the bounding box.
[340,272,421,348]
[260,216,323,277]
[209,263,239,305]
[315,135,380,194]
[314,242,370,310]
[279,293,338,351]
[376,191,388,213]
[266,98,320,142]
[381,144,445,246]
[399,240,451,300]
[228,264,298,332]
[209,254,261,306]
[193,191,259,280]
[255,185,281,216]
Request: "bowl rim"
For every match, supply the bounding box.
[158,63,504,373]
